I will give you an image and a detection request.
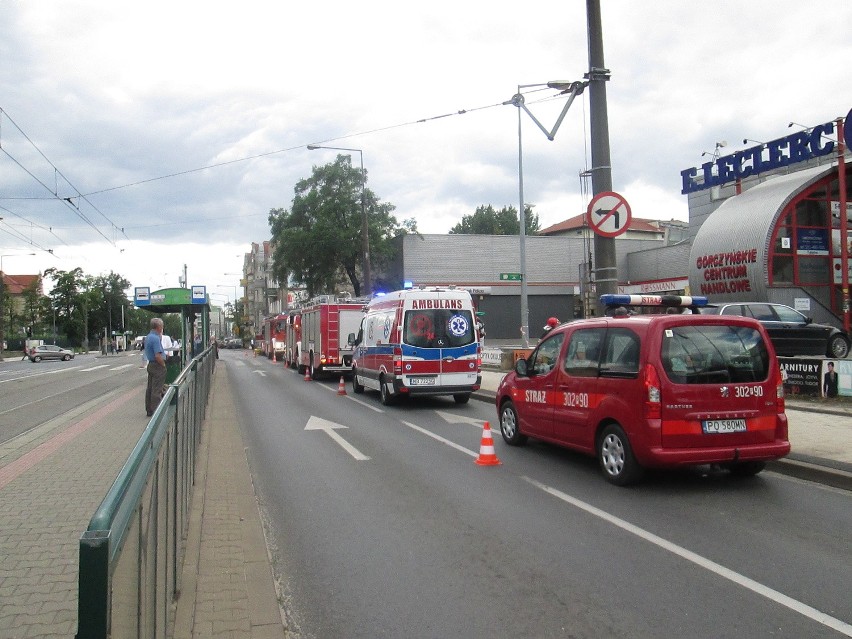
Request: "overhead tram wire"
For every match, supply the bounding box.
[0,108,126,245]
[76,90,562,199]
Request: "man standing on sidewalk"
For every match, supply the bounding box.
[144,317,167,416]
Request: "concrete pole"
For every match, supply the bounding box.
[587,0,618,312]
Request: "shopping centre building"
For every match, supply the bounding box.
[388,110,852,341]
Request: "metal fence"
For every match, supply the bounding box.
[76,348,216,638]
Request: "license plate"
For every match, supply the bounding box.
[408,376,436,386]
[702,419,747,434]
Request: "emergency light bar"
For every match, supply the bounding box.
[600,294,709,308]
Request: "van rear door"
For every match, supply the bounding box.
[657,321,779,449]
[401,300,478,388]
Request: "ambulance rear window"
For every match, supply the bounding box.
[661,324,770,384]
[403,309,476,348]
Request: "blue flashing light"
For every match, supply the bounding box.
[600,294,708,308]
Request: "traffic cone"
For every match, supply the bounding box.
[337,376,347,396]
[273,351,277,363]
[304,367,311,382]
[475,422,501,466]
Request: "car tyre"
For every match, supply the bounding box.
[352,369,365,394]
[33,355,42,363]
[62,354,71,361]
[597,423,644,486]
[827,334,849,359]
[727,461,766,477]
[453,393,470,404]
[379,376,395,406]
[499,400,527,446]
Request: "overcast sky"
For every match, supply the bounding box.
[1,0,850,300]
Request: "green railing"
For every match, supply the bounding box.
[76,348,216,638]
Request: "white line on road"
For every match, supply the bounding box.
[400,420,479,459]
[315,382,385,412]
[523,476,852,637]
[79,365,110,372]
[110,364,134,371]
[0,366,83,384]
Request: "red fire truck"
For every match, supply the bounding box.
[261,314,288,360]
[284,310,301,369]
[297,296,367,379]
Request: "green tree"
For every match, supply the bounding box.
[43,267,86,346]
[449,204,540,235]
[268,155,412,297]
[17,276,43,337]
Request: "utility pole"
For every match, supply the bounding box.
[586,0,618,311]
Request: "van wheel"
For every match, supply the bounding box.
[827,335,849,359]
[499,400,527,446]
[352,370,364,394]
[597,424,643,486]
[453,393,470,404]
[727,461,766,477]
[379,377,395,406]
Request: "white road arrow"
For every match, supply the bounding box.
[435,410,487,427]
[304,416,370,461]
[253,370,267,377]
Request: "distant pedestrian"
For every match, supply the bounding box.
[140,336,147,368]
[824,361,839,398]
[144,318,167,417]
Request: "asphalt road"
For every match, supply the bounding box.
[224,351,852,639]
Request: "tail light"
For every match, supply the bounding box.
[476,344,482,372]
[776,365,786,412]
[393,347,403,375]
[644,364,661,419]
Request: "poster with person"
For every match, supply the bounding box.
[822,359,852,397]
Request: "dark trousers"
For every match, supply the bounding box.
[146,361,167,415]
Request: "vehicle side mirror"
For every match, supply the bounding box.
[348,332,357,346]
[804,316,813,325]
[515,358,529,376]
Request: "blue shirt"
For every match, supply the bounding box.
[144,330,165,364]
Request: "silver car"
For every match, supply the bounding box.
[28,345,75,362]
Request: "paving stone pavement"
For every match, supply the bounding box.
[0,383,148,639]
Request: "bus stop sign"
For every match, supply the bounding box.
[586,191,631,238]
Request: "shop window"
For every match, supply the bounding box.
[795,200,827,227]
[797,257,831,285]
[771,255,794,283]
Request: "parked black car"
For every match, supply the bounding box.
[701,302,849,358]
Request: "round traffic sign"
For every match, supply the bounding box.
[586,191,632,238]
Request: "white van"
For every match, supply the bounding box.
[350,287,482,404]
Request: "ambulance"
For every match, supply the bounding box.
[350,287,482,405]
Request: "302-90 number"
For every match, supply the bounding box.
[734,385,763,398]
[563,392,589,408]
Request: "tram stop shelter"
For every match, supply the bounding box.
[133,286,211,383]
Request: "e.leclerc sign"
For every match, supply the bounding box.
[680,118,839,194]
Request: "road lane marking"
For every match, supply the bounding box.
[315,382,384,412]
[80,365,110,372]
[253,370,267,377]
[400,420,478,459]
[305,416,370,461]
[523,476,852,637]
[0,366,83,384]
[110,364,134,371]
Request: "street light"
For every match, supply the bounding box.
[0,252,36,361]
[307,144,371,296]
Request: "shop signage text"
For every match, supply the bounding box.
[681,121,836,194]
[695,248,757,295]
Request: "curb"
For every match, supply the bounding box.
[472,388,851,491]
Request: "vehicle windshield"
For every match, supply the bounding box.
[661,324,770,384]
[403,309,476,348]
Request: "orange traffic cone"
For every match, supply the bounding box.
[337,376,347,396]
[475,422,501,466]
[273,351,277,363]
[304,367,311,382]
